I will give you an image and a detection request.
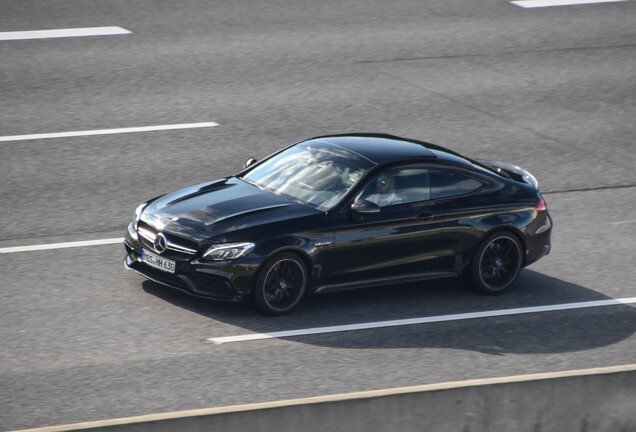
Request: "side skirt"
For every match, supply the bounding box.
[313,271,459,294]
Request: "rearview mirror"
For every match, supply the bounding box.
[244,157,257,168]
[350,199,380,222]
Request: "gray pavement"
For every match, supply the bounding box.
[1,0,635,429]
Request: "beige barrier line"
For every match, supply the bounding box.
[9,364,636,432]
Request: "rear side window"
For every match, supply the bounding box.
[430,171,482,199]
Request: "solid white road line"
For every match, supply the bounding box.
[511,0,627,7]
[0,238,124,254]
[207,297,636,344]
[0,26,131,41]
[0,122,220,142]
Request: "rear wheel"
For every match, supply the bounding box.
[471,232,523,294]
[253,253,308,315]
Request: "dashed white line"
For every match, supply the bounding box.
[207,297,636,344]
[0,122,220,142]
[0,26,132,41]
[611,220,636,226]
[0,238,124,254]
[511,0,627,7]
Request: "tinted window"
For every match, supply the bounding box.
[356,168,430,207]
[430,171,482,199]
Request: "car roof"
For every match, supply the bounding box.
[307,133,468,166]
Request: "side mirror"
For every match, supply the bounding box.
[350,199,380,222]
[244,157,257,168]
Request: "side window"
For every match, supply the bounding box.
[356,168,430,207]
[430,171,482,199]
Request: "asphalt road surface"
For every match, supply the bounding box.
[1,0,635,429]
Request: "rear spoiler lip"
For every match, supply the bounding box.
[476,159,539,189]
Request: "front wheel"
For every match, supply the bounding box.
[253,253,308,315]
[470,232,523,294]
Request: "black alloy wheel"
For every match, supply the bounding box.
[254,252,308,315]
[471,232,523,294]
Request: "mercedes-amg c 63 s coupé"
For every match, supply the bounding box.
[124,134,552,314]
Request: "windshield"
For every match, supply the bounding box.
[240,141,374,210]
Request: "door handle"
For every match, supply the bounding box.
[416,212,434,221]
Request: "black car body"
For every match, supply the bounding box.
[124,134,552,314]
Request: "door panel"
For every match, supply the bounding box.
[324,203,451,286]
[317,166,488,288]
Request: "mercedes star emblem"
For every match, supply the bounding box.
[154,233,167,254]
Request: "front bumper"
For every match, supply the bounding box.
[123,229,257,302]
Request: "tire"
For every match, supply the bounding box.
[470,232,523,294]
[253,252,308,315]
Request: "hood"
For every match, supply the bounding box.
[140,177,318,242]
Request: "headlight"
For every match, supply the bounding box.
[127,221,138,240]
[132,203,147,231]
[203,242,255,261]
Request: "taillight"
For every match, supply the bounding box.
[535,197,547,212]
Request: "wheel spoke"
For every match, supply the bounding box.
[479,236,521,290]
[260,257,306,311]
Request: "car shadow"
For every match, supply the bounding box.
[141,269,636,355]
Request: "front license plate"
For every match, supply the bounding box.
[141,249,176,274]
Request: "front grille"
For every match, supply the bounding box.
[137,222,200,260]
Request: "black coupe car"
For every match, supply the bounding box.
[124,134,552,314]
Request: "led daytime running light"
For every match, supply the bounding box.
[203,242,255,261]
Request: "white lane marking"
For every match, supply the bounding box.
[511,0,627,7]
[0,238,124,253]
[208,297,636,344]
[611,220,636,226]
[0,122,219,142]
[0,26,131,41]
